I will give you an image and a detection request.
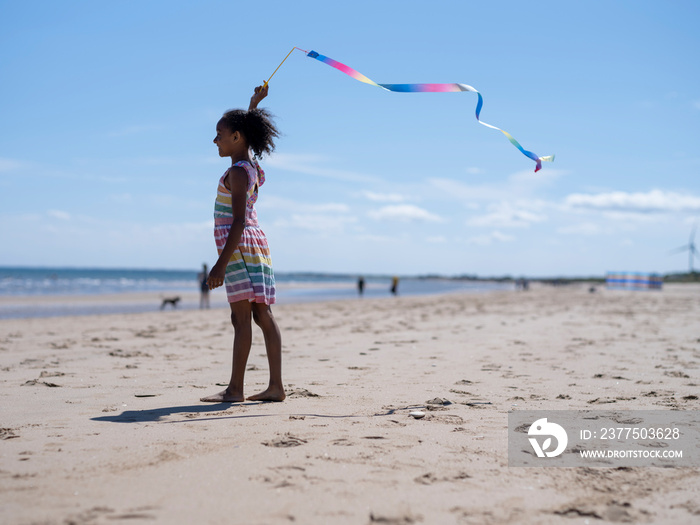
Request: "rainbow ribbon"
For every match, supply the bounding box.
[302,50,554,172]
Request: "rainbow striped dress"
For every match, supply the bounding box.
[214,159,276,305]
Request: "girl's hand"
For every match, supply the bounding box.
[207,261,227,290]
[249,83,269,110]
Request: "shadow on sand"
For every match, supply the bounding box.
[91,402,261,423]
[91,403,429,424]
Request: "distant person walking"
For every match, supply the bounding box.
[391,276,399,295]
[198,263,210,309]
[200,84,284,404]
[357,276,365,297]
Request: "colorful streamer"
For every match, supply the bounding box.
[303,50,554,172]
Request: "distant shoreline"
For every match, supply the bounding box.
[1,266,696,319]
[0,280,514,320]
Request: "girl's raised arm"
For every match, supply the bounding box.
[248,84,269,111]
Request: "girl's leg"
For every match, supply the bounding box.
[200,300,252,402]
[247,303,285,401]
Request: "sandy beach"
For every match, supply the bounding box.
[1,284,699,524]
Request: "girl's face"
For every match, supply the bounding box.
[213,121,241,157]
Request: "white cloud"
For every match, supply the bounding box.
[693,100,700,110]
[368,204,443,223]
[429,177,504,202]
[467,202,547,228]
[492,231,515,242]
[565,189,700,213]
[467,231,514,245]
[599,211,667,223]
[266,153,379,183]
[0,158,26,172]
[363,191,405,203]
[273,214,357,233]
[312,203,351,213]
[0,210,217,268]
[556,222,603,236]
[426,235,447,243]
[260,194,356,234]
[47,210,71,221]
[430,168,566,204]
[144,218,213,234]
[261,195,354,234]
[355,233,403,243]
[260,195,350,214]
[110,193,134,204]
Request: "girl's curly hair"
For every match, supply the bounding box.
[219,108,279,159]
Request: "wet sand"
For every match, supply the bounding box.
[1,283,699,524]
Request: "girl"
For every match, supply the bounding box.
[201,84,285,403]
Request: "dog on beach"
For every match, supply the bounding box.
[160,296,181,310]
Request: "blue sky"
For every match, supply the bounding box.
[1,0,699,277]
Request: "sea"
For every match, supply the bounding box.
[0,266,512,319]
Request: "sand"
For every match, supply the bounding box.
[1,284,699,524]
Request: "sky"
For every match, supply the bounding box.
[1,0,699,277]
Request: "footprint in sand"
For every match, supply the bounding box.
[555,501,636,522]
[331,438,354,446]
[108,349,152,358]
[588,398,617,405]
[39,371,65,378]
[263,433,308,447]
[288,388,320,398]
[431,414,465,425]
[1,428,19,440]
[49,340,74,349]
[64,506,159,523]
[22,379,61,387]
[369,511,422,524]
[414,471,471,484]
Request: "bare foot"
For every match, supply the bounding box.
[200,388,245,403]
[247,387,286,402]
